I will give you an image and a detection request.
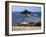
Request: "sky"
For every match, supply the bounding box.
[12,5,41,12]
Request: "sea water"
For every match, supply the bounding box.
[12,12,41,25]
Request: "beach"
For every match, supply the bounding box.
[12,26,41,31]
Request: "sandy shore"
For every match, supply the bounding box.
[12,26,41,31]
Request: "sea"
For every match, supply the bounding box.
[12,12,41,24]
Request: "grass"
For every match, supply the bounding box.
[12,22,41,26]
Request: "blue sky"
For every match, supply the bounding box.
[12,5,41,12]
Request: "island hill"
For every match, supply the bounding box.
[19,10,33,16]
